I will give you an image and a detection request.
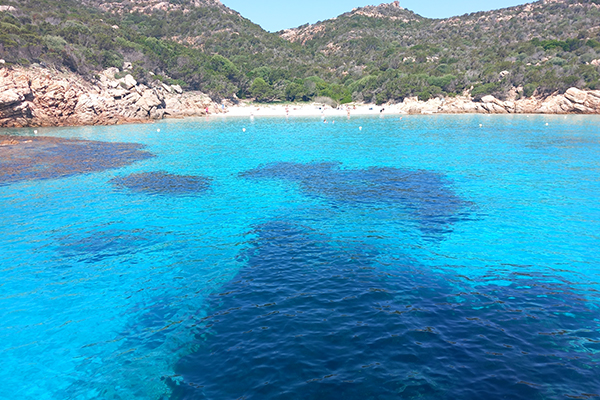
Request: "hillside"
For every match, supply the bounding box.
[0,0,308,99]
[279,0,600,103]
[1,0,600,105]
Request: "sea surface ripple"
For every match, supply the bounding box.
[0,115,599,400]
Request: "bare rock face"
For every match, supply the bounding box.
[137,89,164,112]
[480,95,497,104]
[394,87,600,116]
[122,74,138,90]
[0,69,34,125]
[163,91,217,118]
[171,84,183,94]
[0,90,25,108]
[565,87,587,105]
[586,91,600,108]
[0,66,220,127]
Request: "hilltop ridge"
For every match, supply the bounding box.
[84,0,228,15]
[276,0,600,103]
[280,1,423,44]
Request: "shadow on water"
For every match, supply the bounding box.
[0,135,154,186]
[111,171,211,196]
[240,162,472,238]
[168,221,600,400]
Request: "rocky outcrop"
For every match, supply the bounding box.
[0,66,220,128]
[395,88,600,115]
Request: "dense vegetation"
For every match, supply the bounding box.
[1,0,600,104]
[0,0,314,99]
[282,0,600,103]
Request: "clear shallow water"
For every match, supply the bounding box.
[0,115,599,399]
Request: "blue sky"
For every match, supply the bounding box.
[221,0,529,32]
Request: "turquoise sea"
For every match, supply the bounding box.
[1,114,599,399]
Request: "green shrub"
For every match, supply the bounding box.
[115,37,142,51]
[0,33,17,47]
[0,22,21,34]
[586,39,600,49]
[339,94,353,104]
[471,82,501,98]
[418,89,432,101]
[209,54,239,80]
[101,50,124,69]
[43,35,67,51]
[523,83,537,97]
[428,74,456,90]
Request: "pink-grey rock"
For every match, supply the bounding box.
[565,87,587,104]
[137,90,163,112]
[122,74,137,90]
[481,95,497,104]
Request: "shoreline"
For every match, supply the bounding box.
[217,103,399,118]
[2,66,600,128]
[218,88,600,119]
[3,103,600,132]
[213,103,592,119]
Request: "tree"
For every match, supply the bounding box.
[250,77,273,102]
[209,54,240,80]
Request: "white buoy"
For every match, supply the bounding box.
[479,124,482,127]
[157,128,161,132]
[34,130,38,134]
[359,126,362,131]
[243,128,246,132]
[545,123,549,126]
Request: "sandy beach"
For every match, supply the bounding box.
[216,87,600,118]
[218,103,401,118]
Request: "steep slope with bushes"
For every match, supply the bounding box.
[1,0,600,105]
[280,0,600,103]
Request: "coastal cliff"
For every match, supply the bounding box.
[0,66,221,128]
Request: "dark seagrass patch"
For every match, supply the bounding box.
[111,171,211,196]
[0,135,154,185]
